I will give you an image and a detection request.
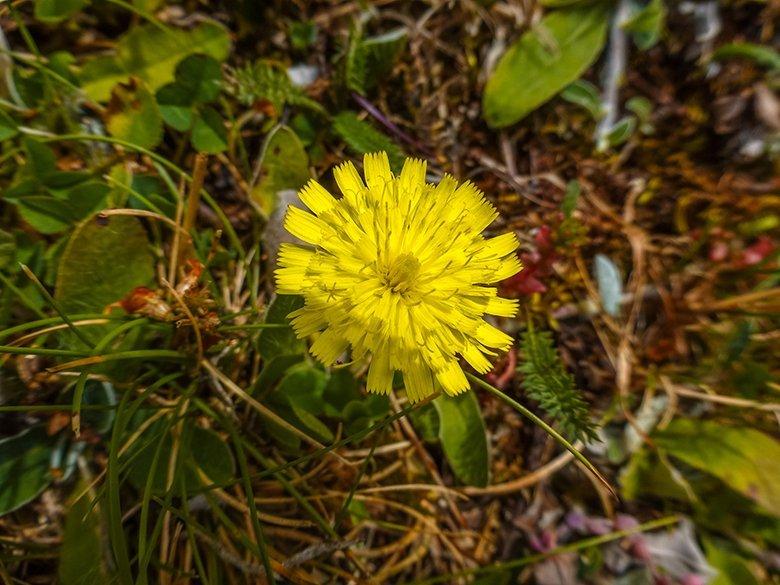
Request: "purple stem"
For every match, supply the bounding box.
[351,92,435,158]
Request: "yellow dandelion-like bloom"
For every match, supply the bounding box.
[275,152,522,402]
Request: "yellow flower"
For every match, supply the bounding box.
[275,152,521,402]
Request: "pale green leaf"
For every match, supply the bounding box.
[482,4,610,128]
[55,215,155,313]
[655,420,780,517]
[106,81,163,150]
[251,126,310,215]
[80,21,231,102]
[34,0,88,23]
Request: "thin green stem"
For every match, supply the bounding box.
[0,345,87,357]
[0,272,46,319]
[19,263,95,348]
[466,372,614,496]
[405,515,681,585]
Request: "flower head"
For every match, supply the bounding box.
[275,152,521,402]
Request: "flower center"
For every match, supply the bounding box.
[380,253,421,294]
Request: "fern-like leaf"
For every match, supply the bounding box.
[332,111,405,171]
[230,61,324,115]
[517,321,598,442]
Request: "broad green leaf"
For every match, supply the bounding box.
[251,126,310,215]
[174,54,223,103]
[155,83,194,131]
[106,81,163,149]
[482,4,610,128]
[0,427,55,515]
[322,368,362,417]
[274,366,333,442]
[332,111,405,171]
[59,485,110,585]
[433,392,490,487]
[55,215,154,313]
[342,394,390,436]
[127,422,236,495]
[34,0,88,23]
[80,21,232,102]
[655,419,780,516]
[156,54,222,131]
[191,106,227,153]
[257,294,306,361]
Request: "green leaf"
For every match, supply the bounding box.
[156,54,222,131]
[4,179,109,235]
[191,106,227,153]
[322,368,362,417]
[518,321,597,442]
[265,363,335,449]
[482,4,610,128]
[332,111,405,171]
[55,215,155,314]
[80,21,232,102]
[106,80,163,149]
[433,392,490,487]
[174,54,223,103]
[711,42,780,71]
[622,0,666,50]
[59,485,110,585]
[347,28,407,94]
[561,180,581,218]
[655,419,780,516]
[0,427,55,515]
[599,116,637,150]
[0,109,19,141]
[560,79,603,119]
[34,0,88,23]
[705,539,760,585]
[156,83,195,131]
[230,60,324,114]
[257,294,306,361]
[251,125,310,215]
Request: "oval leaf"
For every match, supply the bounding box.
[55,215,155,314]
[482,4,610,128]
[434,392,490,487]
[0,427,55,515]
[655,420,780,517]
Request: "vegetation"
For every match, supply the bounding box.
[0,1,777,583]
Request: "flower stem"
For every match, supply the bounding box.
[466,372,615,497]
